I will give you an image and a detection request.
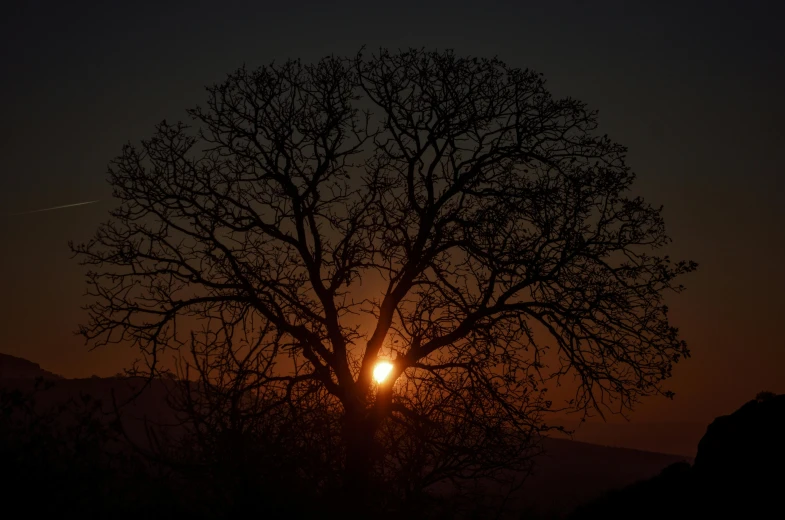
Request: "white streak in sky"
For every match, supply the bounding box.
[10,200,100,216]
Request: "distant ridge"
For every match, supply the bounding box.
[552,419,704,458]
[0,352,63,380]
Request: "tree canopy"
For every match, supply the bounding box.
[72,48,696,509]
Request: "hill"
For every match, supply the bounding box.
[0,352,63,380]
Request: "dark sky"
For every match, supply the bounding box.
[1,0,783,425]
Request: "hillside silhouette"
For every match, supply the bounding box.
[569,391,785,518]
[0,353,63,380]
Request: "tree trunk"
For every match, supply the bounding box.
[342,410,380,513]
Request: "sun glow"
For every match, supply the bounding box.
[373,361,394,383]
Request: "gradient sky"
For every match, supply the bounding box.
[1,0,783,426]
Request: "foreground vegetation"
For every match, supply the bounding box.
[4,378,781,519]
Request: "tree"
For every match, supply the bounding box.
[71,48,696,511]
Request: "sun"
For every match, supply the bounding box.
[373,361,393,383]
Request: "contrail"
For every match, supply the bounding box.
[10,200,100,216]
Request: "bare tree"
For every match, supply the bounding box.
[71,48,696,510]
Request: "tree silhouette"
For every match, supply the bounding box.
[71,48,696,510]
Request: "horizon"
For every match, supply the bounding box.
[0,349,737,459]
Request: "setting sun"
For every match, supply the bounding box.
[373,361,393,383]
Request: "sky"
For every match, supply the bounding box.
[1,0,783,427]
